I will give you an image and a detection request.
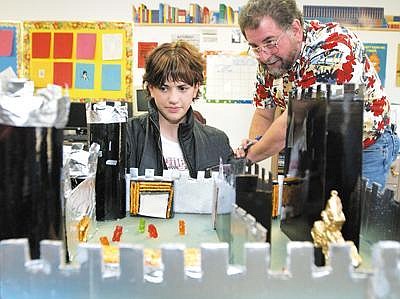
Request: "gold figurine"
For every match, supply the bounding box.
[311,190,362,267]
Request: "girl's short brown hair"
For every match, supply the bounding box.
[143,40,205,99]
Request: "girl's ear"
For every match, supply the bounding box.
[148,84,155,98]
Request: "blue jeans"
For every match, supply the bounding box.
[363,128,400,190]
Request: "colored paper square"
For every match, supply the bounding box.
[102,33,123,60]
[76,33,96,59]
[31,60,53,87]
[75,63,95,89]
[53,62,73,88]
[32,32,51,58]
[0,30,13,56]
[101,64,121,90]
[53,32,73,59]
[0,57,17,74]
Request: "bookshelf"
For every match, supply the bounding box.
[133,3,240,25]
[303,5,387,28]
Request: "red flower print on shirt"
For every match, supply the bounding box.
[326,22,338,30]
[299,71,316,88]
[364,58,371,72]
[265,76,274,88]
[310,20,323,30]
[274,96,286,108]
[363,137,376,148]
[254,98,263,107]
[367,75,376,88]
[337,53,355,83]
[256,84,268,99]
[370,97,386,116]
[376,120,385,131]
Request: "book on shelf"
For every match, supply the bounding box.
[226,6,234,25]
[211,12,220,24]
[202,7,210,24]
[164,3,171,23]
[140,3,149,23]
[132,5,138,23]
[188,3,194,23]
[387,22,400,29]
[158,3,164,23]
[177,9,187,23]
[386,15,400,29]
[219,3,227,24]
[150,10,159,24]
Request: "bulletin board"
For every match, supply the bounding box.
[22,21,133,102]
[205,54,257,103]
[0,21,22,77]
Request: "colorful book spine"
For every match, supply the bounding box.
[151,10,159,24]
[132,5,139,23]
[188,3,195,23]
[177,9,187,23]
[226,6,234,25]
[202,6,210,24]
[194,4,202,23]
[211,12,219,24]
[219,3,227,24]
[158,3,164,24]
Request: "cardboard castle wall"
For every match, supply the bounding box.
[0,239,399,299]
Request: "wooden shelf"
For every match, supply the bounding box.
[133,23,239,27]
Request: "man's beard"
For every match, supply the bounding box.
[263,47,298,78]
[266,58,292,78]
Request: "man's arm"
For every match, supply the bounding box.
[246,109,287,162]
[248,107,275,139]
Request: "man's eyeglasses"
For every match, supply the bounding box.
[247,33,284,57]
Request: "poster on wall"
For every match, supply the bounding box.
[363,43,387,87]
[23,21,133,102]
[205,54,257,103]
[396,44,400,87]
[138,42,158,68]
[0,21,22,77]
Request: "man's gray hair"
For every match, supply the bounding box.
[238,0,303,37]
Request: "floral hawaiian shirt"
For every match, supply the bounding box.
[253,20,390,148]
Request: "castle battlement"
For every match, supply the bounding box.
[1,239,399,299]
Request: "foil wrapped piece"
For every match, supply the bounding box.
[86,101,128,124]
[311,190,362,267]
[0,82,70,128]
[64,143,100,262]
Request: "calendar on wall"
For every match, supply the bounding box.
[205,54,257,103]
[0,21,22,77]
[23,21,133,102]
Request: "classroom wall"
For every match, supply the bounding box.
[1,0,400,20]
[1,0,400,173]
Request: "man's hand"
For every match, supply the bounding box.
[234,137,261,159]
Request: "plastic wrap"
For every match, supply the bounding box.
[64,143,100,262]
